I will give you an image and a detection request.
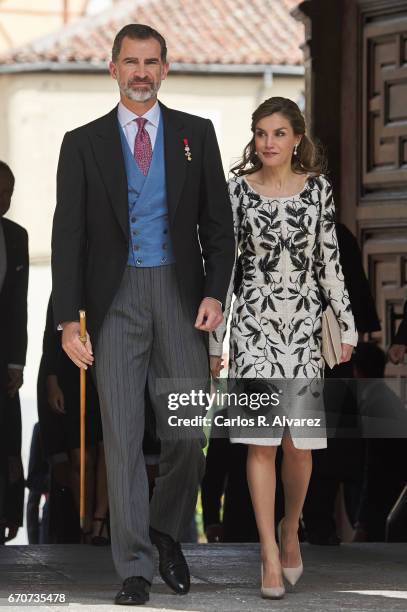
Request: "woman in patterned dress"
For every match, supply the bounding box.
[209,97,357,599]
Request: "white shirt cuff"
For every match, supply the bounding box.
[206,297,223,308]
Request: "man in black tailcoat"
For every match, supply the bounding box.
[52,24,234,605]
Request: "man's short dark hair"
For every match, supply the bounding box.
[354,342,386,378]
[112,24,167,63]
[0,161,15,189]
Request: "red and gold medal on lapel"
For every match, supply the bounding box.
[183,138,192,161]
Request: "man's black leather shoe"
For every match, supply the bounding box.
[150,527,190,594]
[114,576,150,605]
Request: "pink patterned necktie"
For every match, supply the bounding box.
[134,117,152,176]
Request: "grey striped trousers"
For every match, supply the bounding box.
[95,265,208,582]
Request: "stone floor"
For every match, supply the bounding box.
[0,543,406,611]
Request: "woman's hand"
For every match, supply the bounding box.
[46,375,66,414]
[340,343,354,363]
[210,355,224,379]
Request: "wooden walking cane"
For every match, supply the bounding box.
[79,310,87,532]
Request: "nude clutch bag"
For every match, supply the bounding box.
[322,305,342,369]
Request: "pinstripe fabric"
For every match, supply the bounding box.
[95,265,208,581]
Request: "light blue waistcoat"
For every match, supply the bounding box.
[119,113,175,267]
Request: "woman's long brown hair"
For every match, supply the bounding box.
[231,97,326,177]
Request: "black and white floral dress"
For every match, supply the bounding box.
[209,174,358,449]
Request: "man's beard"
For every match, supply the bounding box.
[122,78,160,102]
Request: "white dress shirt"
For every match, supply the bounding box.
[117,100,160,152]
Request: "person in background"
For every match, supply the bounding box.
[201,408,258,543]
[38,296,109,545]
[0,393,25,544]
[0,161,28,544]
[26,422,49,544]
[353,342,407,542]
[303,222,380,545]
[388,300,407,364]
[37,302,78,544]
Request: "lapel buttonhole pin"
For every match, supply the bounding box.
[183,138,192,161]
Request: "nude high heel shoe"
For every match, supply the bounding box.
[260,563,285,599]
[277,518,303,586]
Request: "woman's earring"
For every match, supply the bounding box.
[293,144,298,156]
